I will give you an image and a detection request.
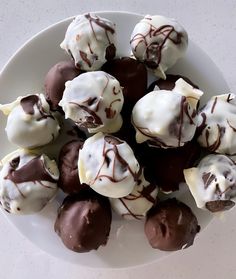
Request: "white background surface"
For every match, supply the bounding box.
[0,0,236,278]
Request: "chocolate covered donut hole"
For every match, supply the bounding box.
[145,198,200,251]
[54,189,112,253]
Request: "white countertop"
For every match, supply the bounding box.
[0,1,236,278]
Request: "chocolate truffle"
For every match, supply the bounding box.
[147,74,199,92]
[132,79,203,148]
[45,60,81,110]
[58,140,87,194]
[130,15,188,79]
[0,149,59,214]
[59,71,124,134]
[184,154,236,212]
[78,132,141,198]
[60,13,116,71]
[197,93,236,155]
[137,139,202,193]
[145,198,200,251]
[0,94,60,149]
[102,57,147,108]
[54,189,112,252]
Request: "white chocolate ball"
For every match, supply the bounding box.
[197,93,236,155]
[130,15,188,79]
[184,154,236,212]
[60,13,117,71]
[0,94,60,149]
[59,71,124,133]
[109,172,158,220]
[78,132,141,198]
[0,149,59,214]
[132,78,203,148]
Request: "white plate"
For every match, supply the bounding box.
[0,11,230,269]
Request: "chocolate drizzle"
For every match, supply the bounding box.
[20,95,54,121]
[131,23,183,68]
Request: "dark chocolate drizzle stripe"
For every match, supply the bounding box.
[227,119,236,132]
[5,156,57,185]
[119,198,142,220]
[91,137,140,185]
[205,124,225,151]
[211,97,218,113]
[122,182,156,203]
[85,13,115,44]
[20,95,54,121]
[130,24,183,67]
[105,98,121,118]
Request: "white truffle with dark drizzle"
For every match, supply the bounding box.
[59,71,124,133]
[0,94,60,149]
[109,171,158,220]
[184,154,236,212]
[0,149,59,214]
[197,94,236,155]
[60,13,116,71]
[130,15,188,79]
[78,132,141,198]
[132,78,203,148]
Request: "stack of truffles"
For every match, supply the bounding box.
[0,13,235,254]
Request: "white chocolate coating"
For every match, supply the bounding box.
[109,172,158,220]
[184,154,236,212]
[0,94,60,149]
[59,71,124,134]
[130,15,188,79]
[60,13,116,71]
[0,149,59,214]
[78,132,140,198]
[132,78,203,148]
[197,93,236,155]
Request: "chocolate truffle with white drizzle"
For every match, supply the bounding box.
[132,78,203,148]
[0,149,59,214]
[60,13,116,71]
[78,132,141,198]
[197,93,236,155]
[59,71,124,133]
[0,94,60,149]
[130,15,188,79]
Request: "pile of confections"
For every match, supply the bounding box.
[0,13,236,254]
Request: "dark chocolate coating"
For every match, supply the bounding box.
[54,189,112,253]
[145,198,200,251]
[58,140,87,194]
[44,60,82,110]
[136,140,202,192]
[147,74,199,93]
[102,57,147,110]
[205,200,235,212]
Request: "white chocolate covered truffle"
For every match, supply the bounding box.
[59,71,124,133]
[197,93,236,155]
[78,132,141,198]
[60,13,116,71]
[184,154,236,212]
[132,78,203,148]
[109,172,158,220]
[130,15,188,79]
[0,94,60,149]
[0,149,59,214]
